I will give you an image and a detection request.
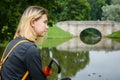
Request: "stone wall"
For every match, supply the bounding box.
[56,21,120,37]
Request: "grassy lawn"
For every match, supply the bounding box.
[107,30,120,42]
[107,30,120,38]
[47,25,73,38]
[41,38,71,47]
[41,25,73,47]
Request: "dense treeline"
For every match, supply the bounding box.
[0,0,119,42]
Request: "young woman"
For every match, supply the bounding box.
[1,6,51,80]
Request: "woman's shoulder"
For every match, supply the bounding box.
[11,37,37,52]
[14,36,36,47]
[21,41,35,47]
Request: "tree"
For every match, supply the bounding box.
[0,0,57,42]
[53,0,91,21]
[0,0,24,41]
[67,0,91,20]
[111,0,120,5]
[101,0,120,22]
[106,0,111,5]
[87,0,106,20]
[0,0,91,42]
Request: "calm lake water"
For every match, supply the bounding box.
[0,37,120,80]
[73,50,120,80]
[41,37,120,80]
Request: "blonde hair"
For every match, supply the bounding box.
[14,6,47,42]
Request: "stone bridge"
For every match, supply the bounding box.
[56,21,120,37]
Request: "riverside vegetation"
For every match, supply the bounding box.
[0,25,120,47]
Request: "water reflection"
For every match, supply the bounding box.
[56,37,120,51]
[71,50,120,80]
[40,37,120,80]
[40,48,89,80]
[0,37,120,80]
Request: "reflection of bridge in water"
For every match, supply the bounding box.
[56,37,120,52]
[56,21,120,37]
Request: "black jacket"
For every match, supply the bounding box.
[1,36,47,80]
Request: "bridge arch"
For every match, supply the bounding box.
[56,21,120,37]
[80,28,102,44]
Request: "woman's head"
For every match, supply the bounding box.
[14,6,48,42]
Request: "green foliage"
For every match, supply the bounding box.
[54,0,91,21]
[87,0,106,20]
[0,0,115,42]
[102,0,120,21]
[111,0,120,5]
[47,25,73,38]
[67,0,91,20]
[0,0,57,41]
[0,0,91,42]
[106,0,111,5]
[102,4,120,21]
[0,0,27,42]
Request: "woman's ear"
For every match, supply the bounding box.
[30,18,35,27]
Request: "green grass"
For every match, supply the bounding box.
[47,25,73,38]
[41,38,71,47]
[107,30,120,38]
[107,30,120,42]
[41,25,73,47]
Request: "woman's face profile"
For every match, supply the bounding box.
[32,14,48,37]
